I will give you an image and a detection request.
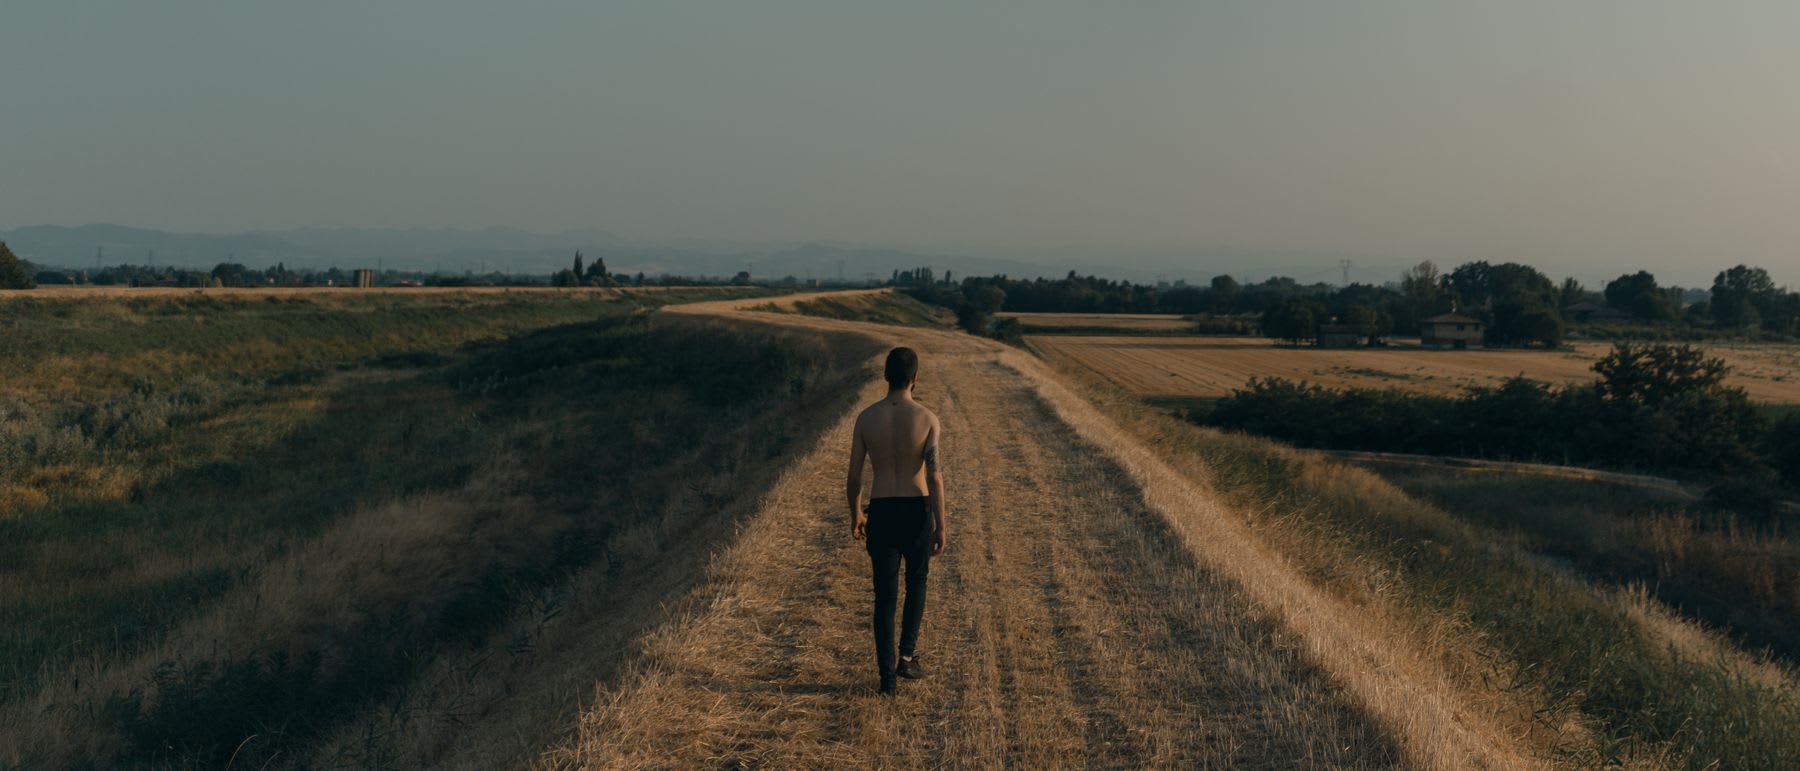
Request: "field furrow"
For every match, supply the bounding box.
[1029,334,1800,402]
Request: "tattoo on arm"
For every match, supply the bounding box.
[924,442,940,474]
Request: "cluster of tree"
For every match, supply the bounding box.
[899,279,1019,342]
[1206,343,1795,488]
[1263,260,1566,347]
[551,252,616,287]
[0,241,36,289]
[892,267,954,287]
[1703,265,1800,333]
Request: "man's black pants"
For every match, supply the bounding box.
[865,496,932,683]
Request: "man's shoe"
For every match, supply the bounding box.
[878,677,898,696]
[897,655,928,679]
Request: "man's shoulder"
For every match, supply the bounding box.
[852,400,889,430]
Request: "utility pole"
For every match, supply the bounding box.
[95,246,103,271]
[1339,259,1353,286]
[836,259,846,283]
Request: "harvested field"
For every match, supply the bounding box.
[1029,334,1800,403]
[998,311,1192,333]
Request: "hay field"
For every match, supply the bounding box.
[1030,334,1800,403]
[997,311,1191,333]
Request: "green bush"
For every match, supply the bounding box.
[1206,343,1774,479]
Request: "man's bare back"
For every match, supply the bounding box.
[846,378,947,554]
[852,397,940,498]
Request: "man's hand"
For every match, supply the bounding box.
[931,526,948,556]
[852,513,867,542]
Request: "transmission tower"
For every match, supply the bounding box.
[1339,259,1353,286]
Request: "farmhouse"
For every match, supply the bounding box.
[1316,323,1362,349]
[1420,313,1484,349]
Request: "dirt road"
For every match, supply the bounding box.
[538,296,1487,769]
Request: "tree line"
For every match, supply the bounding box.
[893,259,1796,347]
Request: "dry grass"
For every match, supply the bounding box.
[1367,465,1800,663]
[4,481,540,765]
[299,319,882,770]
[1030,334,1800,402]
[992,350,1545,769]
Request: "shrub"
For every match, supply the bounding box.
[0,241,35,290]
[1205,343,1775,479]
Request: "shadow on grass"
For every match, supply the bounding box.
[19,314,875,768]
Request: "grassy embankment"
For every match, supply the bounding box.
[1051,365,1800,768]
[0,288,884,768]
[1363,465,1800,664]
[751,290,953,328]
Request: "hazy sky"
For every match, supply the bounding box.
[3,2,1797,285]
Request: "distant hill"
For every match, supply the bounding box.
[0,224,1099,281]
[1,224,330,271]
[0,223,1371,283]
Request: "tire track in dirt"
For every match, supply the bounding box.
[544,316,1399,768]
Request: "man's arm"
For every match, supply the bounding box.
[924,416,947,555]
[846,420,867,542]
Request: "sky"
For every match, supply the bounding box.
[3,1,1798,286]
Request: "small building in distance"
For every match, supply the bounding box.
[1420,313,1484,349]
[1316,323,1362,349]
[353,268,375,288]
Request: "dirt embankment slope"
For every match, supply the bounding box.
[536,291,1536,769]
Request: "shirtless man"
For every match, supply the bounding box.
[847,346,948,695]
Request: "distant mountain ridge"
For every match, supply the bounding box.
[0,223,1387,284]
[0,223,1122,281]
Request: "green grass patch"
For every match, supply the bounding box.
[1364,464,1800,666]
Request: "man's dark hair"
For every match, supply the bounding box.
[885,347,919,389]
